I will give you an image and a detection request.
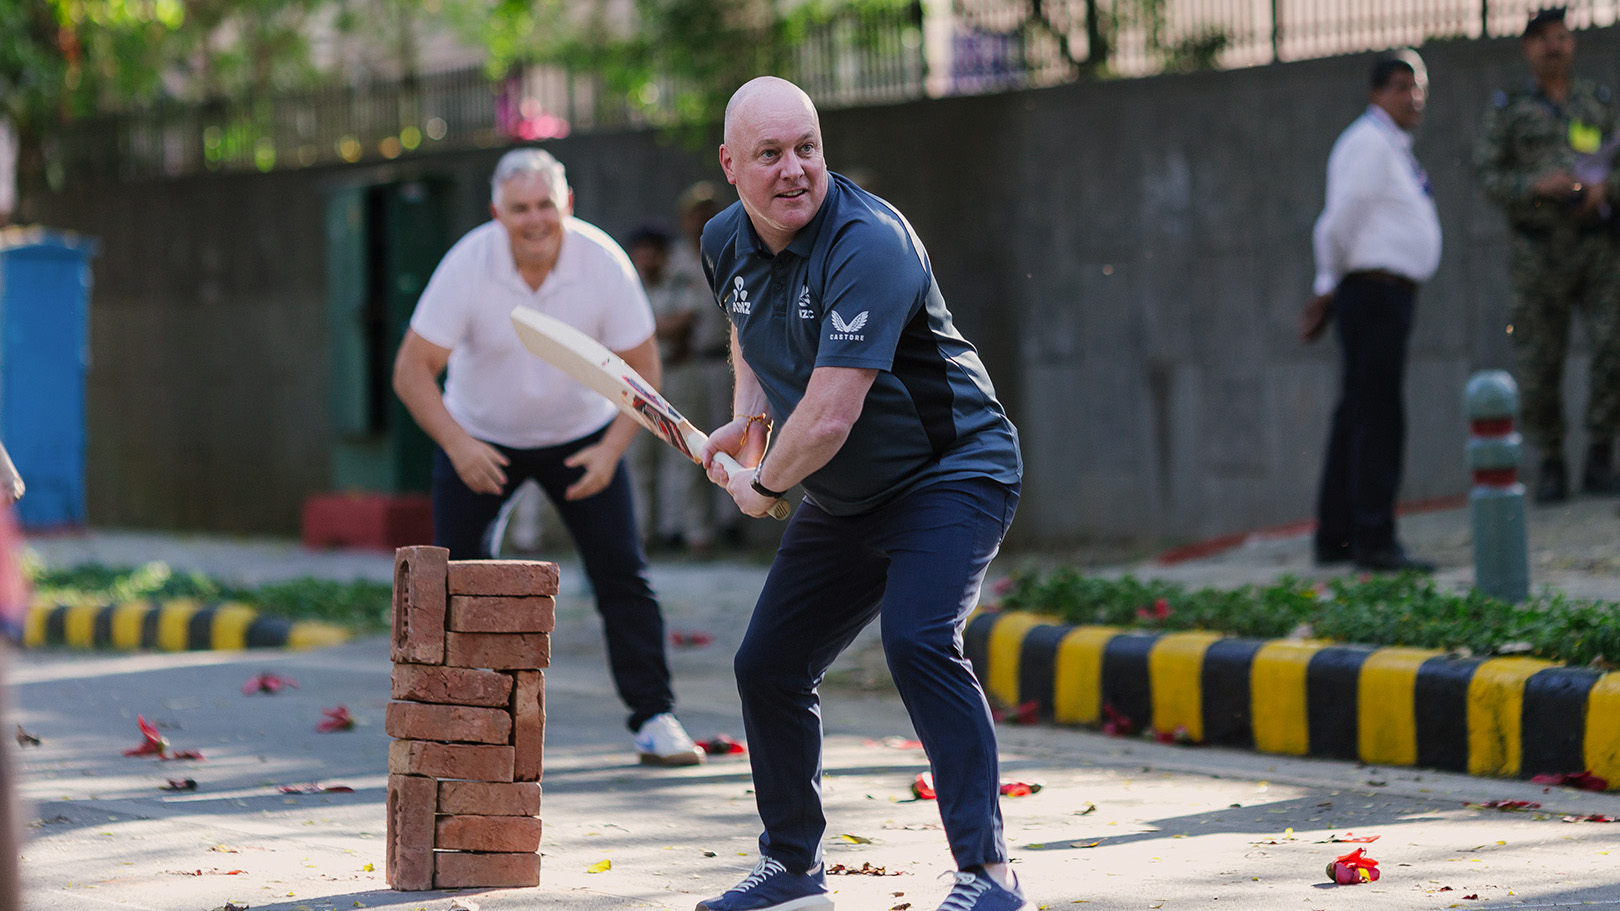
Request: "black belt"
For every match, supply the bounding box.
[1343,269,1417,292]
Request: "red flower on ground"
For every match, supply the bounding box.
[698,733,746,755]
[124,715,170,758]
[242,672,298,695]
[1327,847,1381,885]
[998,779,1044,797]
[1101,703,1135,737]
[316,705,355,733]
[1530,771,1609,791]
[912,772,936,800]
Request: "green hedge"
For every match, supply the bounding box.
[996,568,1620,668]
[25,559,392,633]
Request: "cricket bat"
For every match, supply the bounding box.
[509,307,790,521]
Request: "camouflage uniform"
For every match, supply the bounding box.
[1474,78,1620,458]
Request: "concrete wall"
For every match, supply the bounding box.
[34,31,1620,544]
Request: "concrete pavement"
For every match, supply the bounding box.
[8,497,1620,910]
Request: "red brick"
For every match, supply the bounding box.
[444,631,551,670]
[433,851,540,889]
[435,815,543,853]
[447,595,557,633]
[391,664,514,708]
[388,740,514,782]
[437,780,541,817]
[302,492,433,551]
[511,670,546,782]
[447,560,560,597]
[386,774,436,890]
[392,546,449,665]
[385,702,512,745]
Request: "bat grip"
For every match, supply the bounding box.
[713,452,791,521]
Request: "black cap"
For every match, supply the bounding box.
[1524,7,1566,38]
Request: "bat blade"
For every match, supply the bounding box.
[509,307,789,520]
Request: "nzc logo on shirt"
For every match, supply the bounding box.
[728,276,751,315]
[828,310,868,341]
[796,284,815,319]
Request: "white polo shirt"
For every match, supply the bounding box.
[410,217,655,449]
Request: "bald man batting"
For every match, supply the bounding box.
[696,77,1029,911]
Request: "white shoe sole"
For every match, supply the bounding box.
[639,748,704,767]
[695,894,833,911]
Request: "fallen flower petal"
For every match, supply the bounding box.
[1151,725,1196,746]
[991,701,1040,725]
[911,772,936,800]
[316,706,355,733]
[123,715,170,758]
[1468,800,1541,811]
[15,724,40,747]
[670,630,714,648]
[586,858,612,873]
[998,779,1044,797]
[698,733,747,755]
[1529,771,1609,791]
[1101,703,1134,737]
[242,672,298,695]
[840,833,875,844]
[1317,833,1380,843]
[160,778,197,792]
[1327,848,1380,885]
[1562,814,1618,823]
[164,749,204,761]
[278,783,356,794]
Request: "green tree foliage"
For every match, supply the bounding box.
[447,0,913,129]
[1,0,330,210]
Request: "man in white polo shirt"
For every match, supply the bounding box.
[393,148,703,766]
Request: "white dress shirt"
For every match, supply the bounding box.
[410,217,655,449]
[1312,105,1442,296]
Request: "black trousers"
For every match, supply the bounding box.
[431,424,674,732]
[1314,273,1416,558]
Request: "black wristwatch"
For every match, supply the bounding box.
[750,468,788,500]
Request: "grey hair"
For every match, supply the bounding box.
[491,148,568,207]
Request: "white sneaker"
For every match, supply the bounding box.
[634,713,705,766]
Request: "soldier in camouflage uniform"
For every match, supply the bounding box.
[1475,7,1620,502]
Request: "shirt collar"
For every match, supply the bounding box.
[1364,104,1412,148]
[731,174,838,260]
[498,218,580,290]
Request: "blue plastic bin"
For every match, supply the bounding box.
[0,228,97,529]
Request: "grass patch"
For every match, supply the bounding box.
[996,568,1620,668]
[25,558,392,634]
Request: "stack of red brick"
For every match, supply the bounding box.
[385,545,556,890]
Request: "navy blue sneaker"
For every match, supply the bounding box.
[696,857,832,911]
[934,869,1028,911]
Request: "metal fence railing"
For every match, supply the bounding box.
[949,0,1620,83]
[57,3,928,180]
[55,0,1618,180]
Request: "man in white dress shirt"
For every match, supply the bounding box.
[393,148,704,766]
[1301,50,1442,573]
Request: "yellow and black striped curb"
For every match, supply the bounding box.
[965,611,1620,788]
[22,598,349,651]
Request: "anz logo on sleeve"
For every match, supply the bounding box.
[728,276,751,315]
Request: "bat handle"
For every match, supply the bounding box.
[712,452,791,521]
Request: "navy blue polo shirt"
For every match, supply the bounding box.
[701,172,1021,515]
